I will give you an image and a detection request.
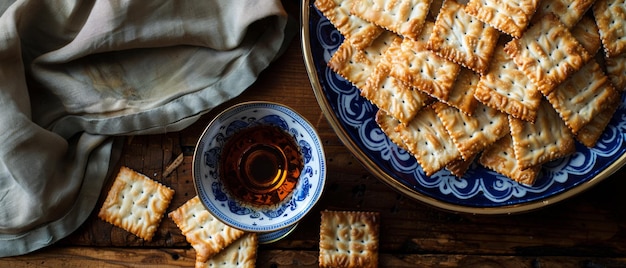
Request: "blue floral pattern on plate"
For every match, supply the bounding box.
[193,102,326,232]
[303,1,626,213]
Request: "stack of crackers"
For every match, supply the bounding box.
[98,167,257,267]
[315,0,625,185]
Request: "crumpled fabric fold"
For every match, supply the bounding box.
[0,0,293,257]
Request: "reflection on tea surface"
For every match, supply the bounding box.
[220,125,303,208]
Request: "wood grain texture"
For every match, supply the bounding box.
[3,1,626,266]
[4,248,626,267]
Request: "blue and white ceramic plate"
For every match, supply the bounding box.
[301,0,626,214]
[193,101,326,232]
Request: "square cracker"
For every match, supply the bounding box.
[319,210,380,268]
[351,0,432,40]
[445,67,479,115]
[377,108,473,177]
[427,0,500,74]
[362,44,432,125]
[388,21,461,102]
[509,100,576,170]
[475,43,542,122]
[465,0,539,38]
[396,106,461,176]
[314,0,384,49]
[571,15,602,56]
[606,52,626,91]
[504,14,591,96]
[479,134,541,185]
[593,0,626,57]
[168,196,245,263]
[433,102,509,160]
[575,96,620,147]
[532,0,595,28]
[545,60,620,134]
[196,233,258,268]
[98,166,174,241]
[328,31,397,90]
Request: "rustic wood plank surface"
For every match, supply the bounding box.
[3,2,626,267]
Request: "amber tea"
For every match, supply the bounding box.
[219,125,303,208]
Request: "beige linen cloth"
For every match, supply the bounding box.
[0,0,293,256]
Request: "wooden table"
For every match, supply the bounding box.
[4,3,626,267]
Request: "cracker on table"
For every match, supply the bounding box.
[314,0,384,49]
[351,0,432,40]
[445,67,480,115]
[509,100,576,170]
[98,166,174,241]
[606,52,626,91]
[196,233,258,268]
[328,31,397,90]
[319,210,380,268]
[479,134,541,185]
[396,106,461,176]
[362,42,432,125]
[571,15,602,56]
[375,109,410,151]
[532,0,595,28]
[168,196,245,263]
[545,60,620,133]
[593,0,626,57]
[575,96,621,147]
[504,14,591,96]
[427,0,500,74]
[475,43,542,122]
[433,101,509,160]
[388,21,461,102]
[465,0,539,38]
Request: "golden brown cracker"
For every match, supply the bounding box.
[532,0,595,28]
[169,196,246,263]
[427,0,500,74]
[575,97,620,147]
[396,106,461,176]
[545,60,620,133]
[571,15,602,56]
[196,233,258,268]
[445,67,480,115]
[328,31,397,90]
[504,14,591,96]
[388,22,461,102]
[319,210,380,268]
[479,135,541,185]
[351,0,432,40]
[475,43,542,122]
[98,166,174,241]
[362,50,432,125]
[465,0,539,38]
[375,109,410,151]
[433,102,509,160]
[509,100,576,170]
[314,0,384,49]
[593,0,626,57]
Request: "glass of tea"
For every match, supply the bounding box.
[219,124,303,209]
[192,101,326,242]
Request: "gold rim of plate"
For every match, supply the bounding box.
[299,0,626,215]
